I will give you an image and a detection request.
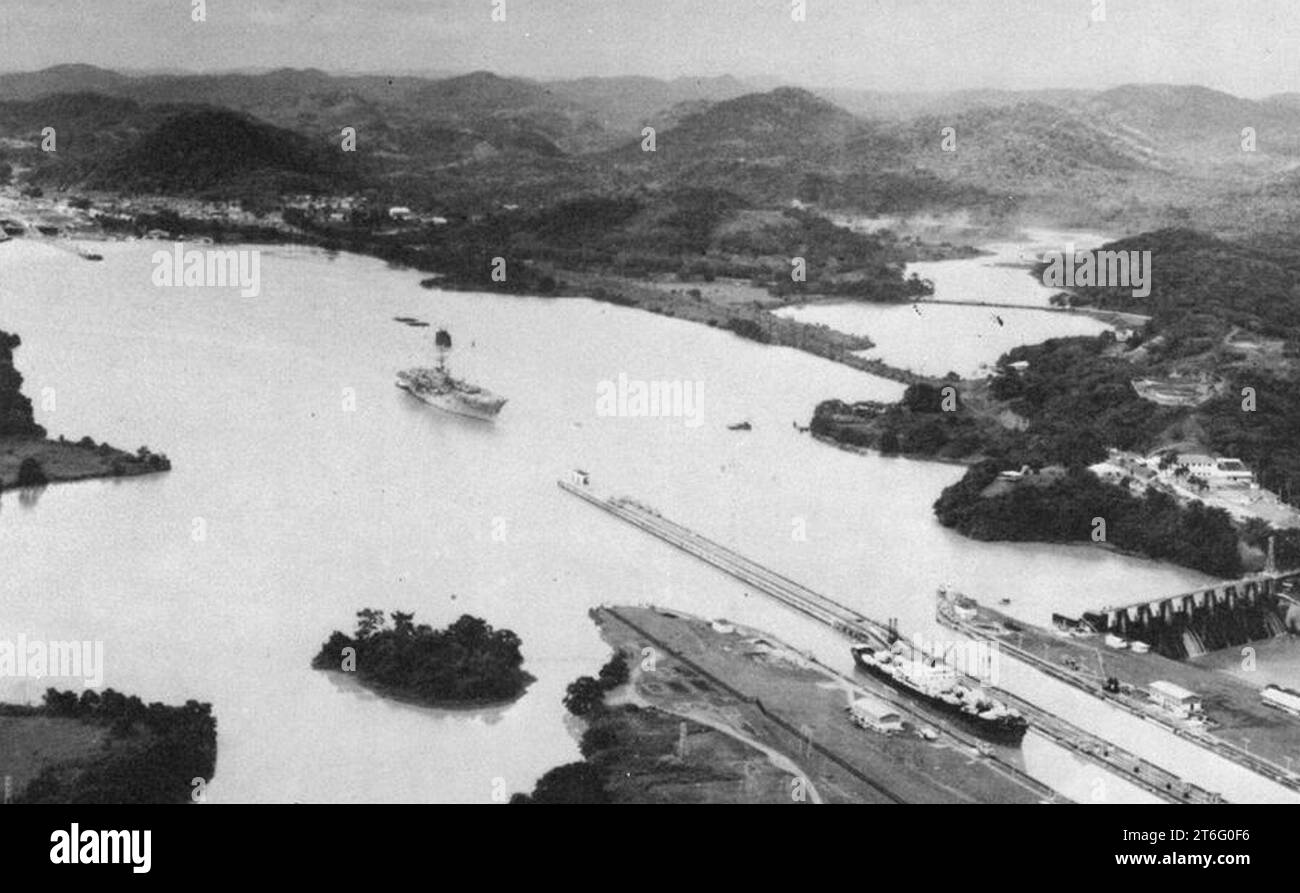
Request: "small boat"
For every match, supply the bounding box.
[727,421,752,431]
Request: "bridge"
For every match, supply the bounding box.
[559,474,1224,803]
[911,297,1150,328]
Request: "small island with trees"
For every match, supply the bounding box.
[312,610,535,708]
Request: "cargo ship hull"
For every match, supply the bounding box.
[851,646,1029,745]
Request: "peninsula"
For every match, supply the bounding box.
[0,329,171,489]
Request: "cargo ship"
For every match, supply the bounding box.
[396,328,507,421]
[849,641,1029,744]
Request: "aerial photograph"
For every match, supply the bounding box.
[0,0,1297,835]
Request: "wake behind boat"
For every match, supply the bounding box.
[397,328,507,422]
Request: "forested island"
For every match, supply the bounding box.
[2,688,216,804]
[313,610,534,707]
[0,329,171,489]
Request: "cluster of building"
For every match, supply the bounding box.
[1147,681,1300,723]
[1087,446,1300,530]
[281,194,371,224]
[281,194,460,227]
[1089,448,1256,494]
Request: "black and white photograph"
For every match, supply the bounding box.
[0,0,1295,869]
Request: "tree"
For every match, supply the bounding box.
[597,652,630,690]
[563,676,606,717]
[525,762,609,804]
[355,609,386,640]
[901,383,947,413]
[16,457,48,487]
[448,614,489,645]
[390,611,415,637]
[43,688,80,717]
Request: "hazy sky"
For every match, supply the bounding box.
[1,0,1297,97]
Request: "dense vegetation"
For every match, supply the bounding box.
[13,688,216,804]
[1014,230,1300,499]
[1053,228,1300,342]
[562,650,631,717]
[811,229,1300,574]
[510,760,611,804]
[35,106,362,200]
[284,190,932,301]
[313,610,534,706]
[934,463,1244,577]
[512,649,631,803]
[0,330,44,437]
[811,384,1006,462]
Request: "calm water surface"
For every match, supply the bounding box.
[1,235,1288,802]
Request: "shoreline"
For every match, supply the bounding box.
[0,436,171,490]
[575,604,1054,803]
[317,667,536,712]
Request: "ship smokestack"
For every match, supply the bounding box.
[435,328,452,370]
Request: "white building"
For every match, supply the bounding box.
[849,696,903,733]
[1175,454,1254,485]
[1148,680,1202,719]
[388,206,413,222]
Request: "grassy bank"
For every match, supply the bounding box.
[0,436,170,489]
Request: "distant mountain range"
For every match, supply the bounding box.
[2,64,1299,233]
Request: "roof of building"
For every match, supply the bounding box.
[1263,686,1300,708]
[851,696,901,720]
[1150,680,1198,701]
